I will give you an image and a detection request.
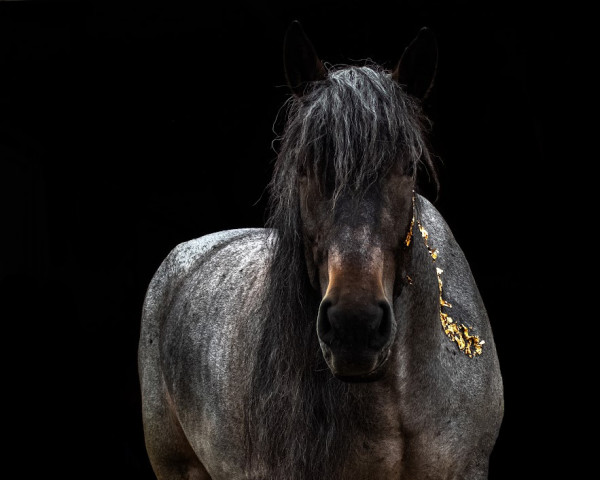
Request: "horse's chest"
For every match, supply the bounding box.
[328,399,404,479]
[341,435,403,479]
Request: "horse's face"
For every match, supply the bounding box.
[284,21,438,381]
[299,165,414,381]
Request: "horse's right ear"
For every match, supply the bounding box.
[283,21,326,97]
[392,27,438,100]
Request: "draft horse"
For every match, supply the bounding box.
[138,21,504,480]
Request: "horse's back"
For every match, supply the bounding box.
[138,227,270,479]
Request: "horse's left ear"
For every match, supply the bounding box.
[392,27,438,100]
[283,20,327,97]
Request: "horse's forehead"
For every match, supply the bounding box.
[330,224,379,252]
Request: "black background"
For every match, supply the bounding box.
[2,1,586,478]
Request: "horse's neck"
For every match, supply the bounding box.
[396,199,444,346]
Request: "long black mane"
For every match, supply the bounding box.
[245,65,435,478]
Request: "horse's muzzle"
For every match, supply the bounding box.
[316,297,394,380]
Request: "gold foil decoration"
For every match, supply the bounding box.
[409,196,484,358]
[440,298,452,308]
[404,216,415,247]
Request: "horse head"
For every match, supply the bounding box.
[282,21,438,381]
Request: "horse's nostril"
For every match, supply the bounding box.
[317,299,334,345]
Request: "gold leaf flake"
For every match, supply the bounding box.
[440,298,452,308]
[418,223,429,240]
[405,217,415,247]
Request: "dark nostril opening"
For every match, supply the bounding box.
[317,299,334,345]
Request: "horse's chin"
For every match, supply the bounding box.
[332,364,387,383]
[323,347,392,383]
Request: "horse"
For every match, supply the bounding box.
[138,21,504,480]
